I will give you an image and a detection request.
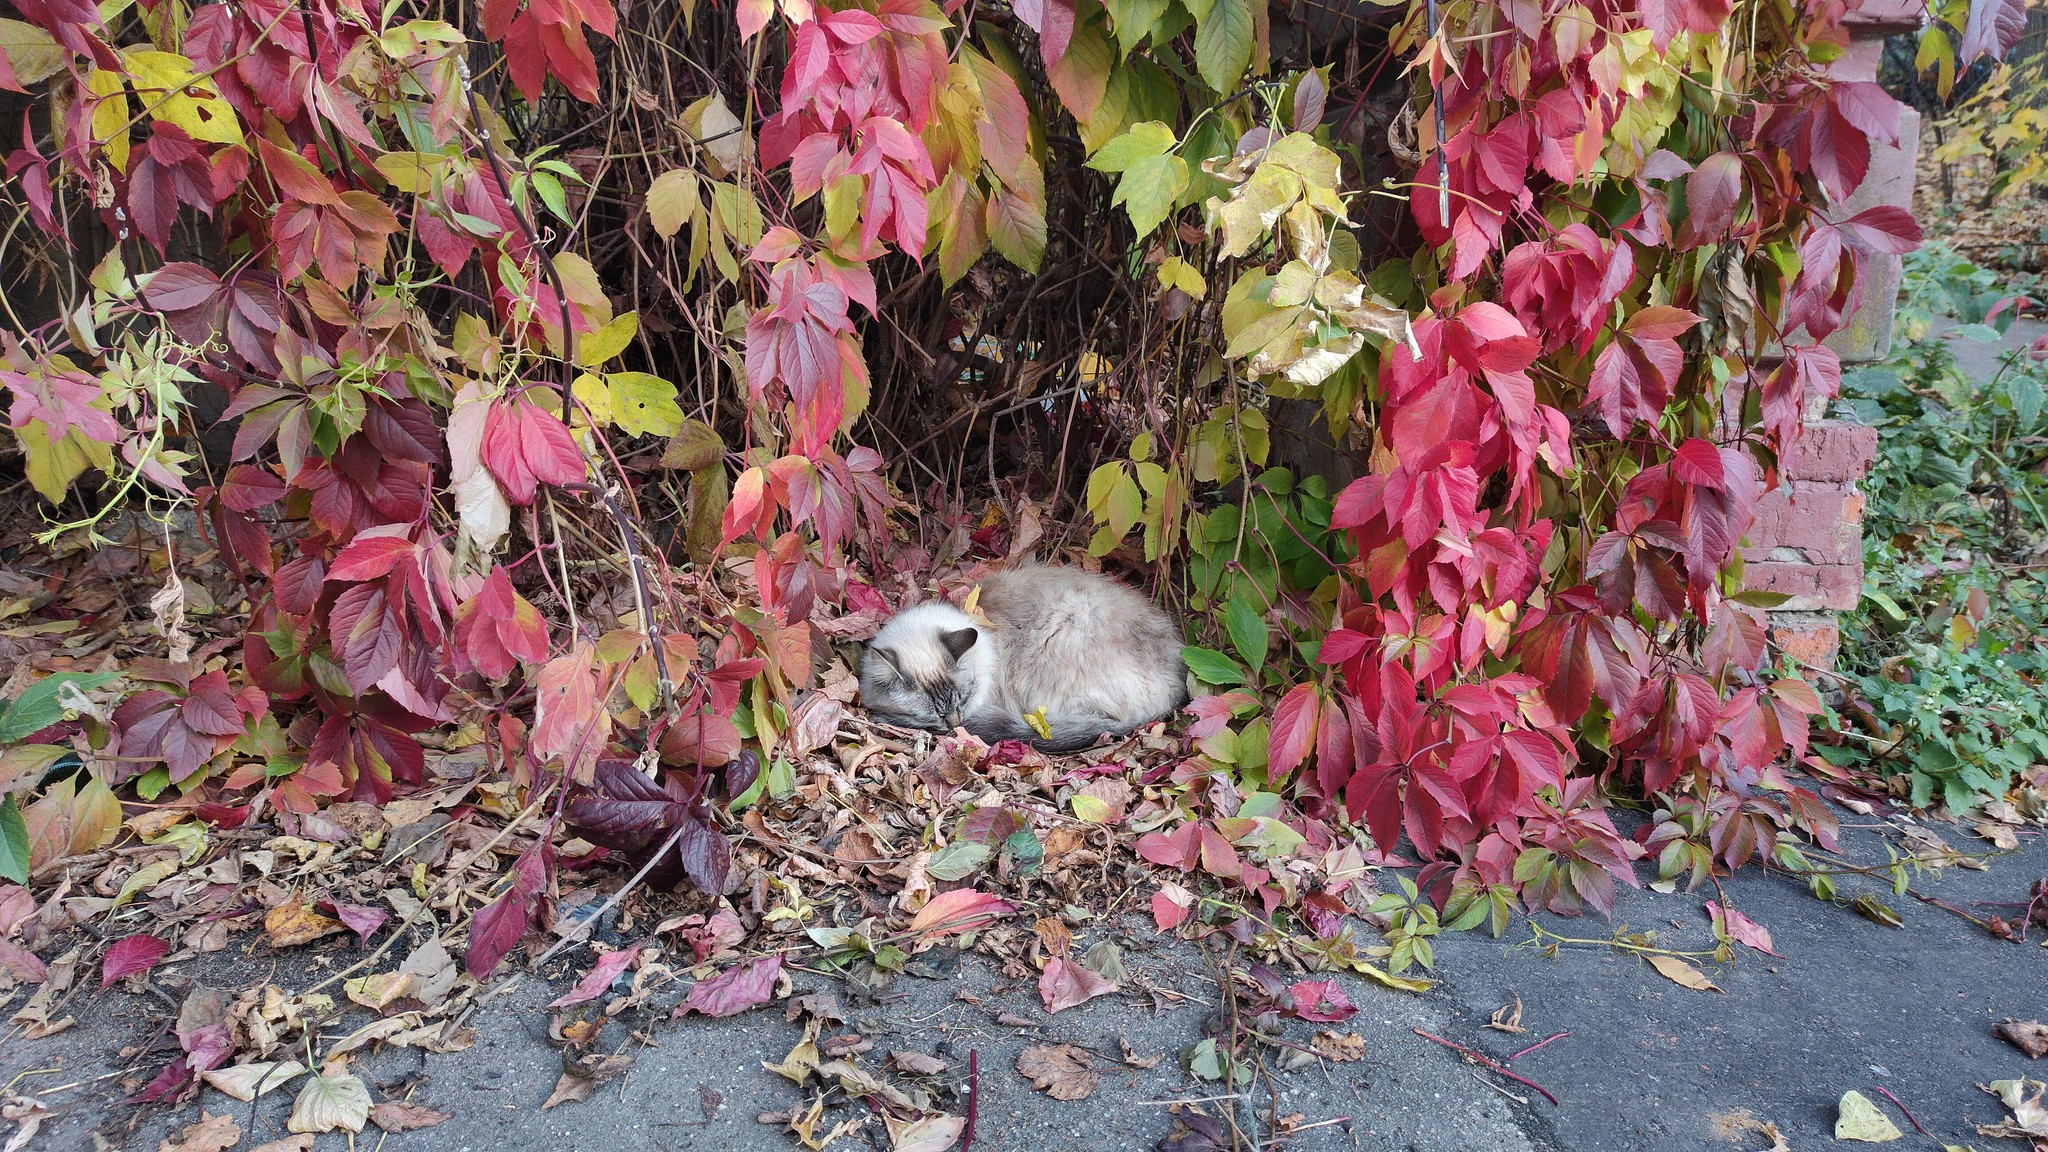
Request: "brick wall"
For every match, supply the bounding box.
[1740,421,1879,670]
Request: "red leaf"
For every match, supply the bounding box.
[1267,684,1320,783]
[140,262,223,313]
[102,934,171,988]
[1670,439,1724,488]
[1011,0,1075,64]
[1151,887,1192,932]
[1286,979,1356,1023]
[909,888,1015,939]
[327,582,400,694]
[456,567,550,680]
[1962,0,2027,61]
[679,955,782,1017]
[1039,955,1119,1013]
[320,900,388,945]
[548,946,640,1008]
[1681,151,1742,244]
[465,843,549,978]
[482,395,585,505]
[326,531,416,582]
[530,643,607,769]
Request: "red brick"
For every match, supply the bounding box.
[1742,482,1865,565]
[1768,615,1842,672]
[1742,560,1863,612]
[1783,421,1878,484]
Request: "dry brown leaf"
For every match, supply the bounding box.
[888,1050,949,1076]
[1032,916,1073,958]
[1016,1043,1097,1101]
[369,1101,450,1133]
[1645,954,1721,992]
[1118,1033,1162,1069]
[1311,1030,1364,1062]
[157,1111,239,1152]
[1997,1019,2048,1060]
[343,971,414,1011]
[542,1054,634,1110]
[264,903,345,949]
[1979,1078,2048,1139]
[1487,993,1526,1033]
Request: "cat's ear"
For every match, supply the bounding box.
[941,628,979,661]
[874,647,906,679]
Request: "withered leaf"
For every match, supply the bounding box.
[1118,1033,1163,1069]
[1016,1043,1097,1101]
[1311,1030,1364,1062]
[157,1111,239,1152]
[888,1050,949,1076]
[265,903,346,950]
[1645,954,1721,992]
[369,1101,450,1133]
[1997,1019,2048,1060]
[543,1054,634,1109]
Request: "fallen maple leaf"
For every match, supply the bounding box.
[101,934,170,988]
[156,1111,238,1152]
[1039,956,1118,1013]
[1645,954,1721,992]
[1997,1019,2048,1060]
[1016,1043,1097,1100]
[678,955,781,1017]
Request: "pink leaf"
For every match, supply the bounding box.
[679,955,782,1017]
[1038,956,1119,1013]
[1267,684,1320,782]
[1287,979,1356,1023]
[101,934,171,988]
[320,900,389,945]
[548,946,641,1008]
[1706,902,1779,956]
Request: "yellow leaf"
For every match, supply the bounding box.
[18,420,113,503]
[0,19,67,86]
[577,311,638,367]
[1833,1091,1902,1143]
[1025,706,1053,742]
[571,371,613,427]
[371,151,452,194]
[1645,953,1721,992]
[601,371,683,437]
[122,49,242,146]
[646,168,698,240]
[1157,255,1206,299]
[85,67,131,173]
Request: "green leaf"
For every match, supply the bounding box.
[1115,153,1190,236]
[1107,470,1144,538]
[1181,646,1245,686]
[1860,589,1909,622]
[1193,0,1254,93]
[928,840,992,881]
[987,177,1047,274]
[0,672,117,745]
[601,371,685,437]
[1087,120,1176,173]
[1105,0,1170,55]
[0,795,28,884]
[1222,595,1268,675]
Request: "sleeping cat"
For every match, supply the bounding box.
[860,565,1187,752]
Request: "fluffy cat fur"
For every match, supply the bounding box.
[860,565,1186,752]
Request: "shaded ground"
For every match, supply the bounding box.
[4,819,2042,1152]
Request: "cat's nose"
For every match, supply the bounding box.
[944,710,962,729]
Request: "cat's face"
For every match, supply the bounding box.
[860,603,985,733]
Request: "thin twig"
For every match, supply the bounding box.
[1871,1085,1929,1136]
[1505,1031,1570,1063]
[961,1050,979,1151]
[1410,1029,1560,1105]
